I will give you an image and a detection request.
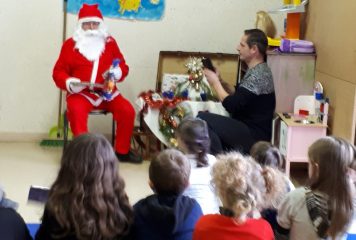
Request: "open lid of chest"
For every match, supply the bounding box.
[155,51,241,92]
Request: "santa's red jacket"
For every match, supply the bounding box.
[53,36,129,105]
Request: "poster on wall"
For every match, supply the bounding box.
[67,0,165,20]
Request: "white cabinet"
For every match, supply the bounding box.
[267,52,316,113]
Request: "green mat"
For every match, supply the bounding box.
[40,114,72,147]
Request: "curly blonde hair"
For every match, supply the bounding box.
[211,152,287,218]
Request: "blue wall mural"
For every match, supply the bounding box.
[67,0,165,21]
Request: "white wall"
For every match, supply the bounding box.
[0,0,284,138]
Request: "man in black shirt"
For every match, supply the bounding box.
[198,29,275,154]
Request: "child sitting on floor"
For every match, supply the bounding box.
[276,136,356,240]
[35,133,133,240]
[250,141,284,169]
[128,149,203,240]
[176,117,219,214]
[193,151,286,240]
[250,141,294,230]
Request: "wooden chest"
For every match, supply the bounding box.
[132,51,241,160]
[155,51,240,92]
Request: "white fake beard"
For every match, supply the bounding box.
[73,27,108,61]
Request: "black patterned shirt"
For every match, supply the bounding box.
[222,62,275,141]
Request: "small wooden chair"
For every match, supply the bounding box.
[63,109,116,151]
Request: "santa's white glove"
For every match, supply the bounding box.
[66,77,86,93]
[109,67,122,81]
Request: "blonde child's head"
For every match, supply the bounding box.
[211,152,287,221]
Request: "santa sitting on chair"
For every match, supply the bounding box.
[53,3,142,163]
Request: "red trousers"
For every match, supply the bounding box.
[66,94,135,154]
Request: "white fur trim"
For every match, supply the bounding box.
[66,77,81,93]
[78,93,103,106]
[90,59,99,89]
[78,17,103,25]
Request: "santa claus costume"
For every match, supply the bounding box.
[53,3,141,163]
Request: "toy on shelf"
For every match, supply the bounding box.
[269,0,309,40]
[255,11,277,39]
[279,38,315,53]
[254,11,281,47]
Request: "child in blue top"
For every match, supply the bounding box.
[128,149,203,240]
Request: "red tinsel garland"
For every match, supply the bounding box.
[138,90,186,114]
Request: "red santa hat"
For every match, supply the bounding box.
[78,3,103,24]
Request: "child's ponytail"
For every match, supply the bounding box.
[261,166,288,209]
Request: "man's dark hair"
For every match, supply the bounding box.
[244,29,268,61]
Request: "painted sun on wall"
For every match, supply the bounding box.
[67,0,165,20]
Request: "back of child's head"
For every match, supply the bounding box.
[212,152,286,218]
[308,136,356,239]
[48,133,133,239]
[57,133,119,190]
[250,141,284,169]
[149,149,191,195]
[176,117,210,167]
